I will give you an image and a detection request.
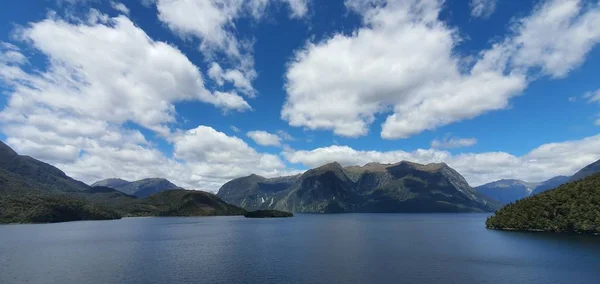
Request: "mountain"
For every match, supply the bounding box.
[0,141,120,223]
[570,159,600,182]
[0,141,244,223]
[486,172,600,234]
[475,179,539,205]
[92,178,181,198]
[91,178,130,189]
[217,161,499,213]
[529,176,570,196]
[0,141,88,193]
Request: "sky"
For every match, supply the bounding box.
[0,0,600,192]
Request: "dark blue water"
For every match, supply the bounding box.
[0,214,599,284]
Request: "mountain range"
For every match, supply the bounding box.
[217,161,500,213]
[0,141,246,223]
[474,176,571,205]
[475,158,600,206]
[91,178,181,198]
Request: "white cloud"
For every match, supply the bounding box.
[283,134,600,186]
[431,136,477,149]
[470,0,496,18]
[156,0,310,99]
[585,89,600,125]
[282,0,600,139]
[230,125,241,132]
[481,0,600,79]
[247,130,282,146]
[0,11,250,137]
[283,0,309,18]
[208,62,256,96]
[110,1,130,15]
[585,89,600,103]
[0,11,274,192]
[277,130,295,141]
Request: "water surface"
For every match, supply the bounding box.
[1,214,598,284]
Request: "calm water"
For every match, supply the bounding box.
[0,214,599,284]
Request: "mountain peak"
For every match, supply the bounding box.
[0,140,18,158]
[397,161,449,172]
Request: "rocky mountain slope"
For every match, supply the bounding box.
[217,161,499,213]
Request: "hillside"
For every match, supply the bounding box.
[570,159,600,182]
[529,176,570,196]
[0,141,88,193]
[143,190,246,216]
[486,173,600,234]
[217,161,499,213]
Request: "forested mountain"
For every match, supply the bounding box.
[486,173,600,234]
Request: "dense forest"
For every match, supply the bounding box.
[486,173,600,234]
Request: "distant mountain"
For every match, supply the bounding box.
[217,161,499,213]
[570,159,600,182]
[92,178,181,198]
[529,176,570,196]
[486,172,600,234]
[91,178,130,189]
[475,179,539,205]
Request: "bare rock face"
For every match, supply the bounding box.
[217,161,499,213]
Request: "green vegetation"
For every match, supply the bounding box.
[0,192,120,223]
[486,173,600,234]
[143,189,246,216]
[244,210,293,218]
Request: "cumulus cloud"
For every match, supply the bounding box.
[283,134,600,186]
[470,0,496,18]
[0,11,249,136]
[0,11,274,192]
[282,0,600,139]
[156,0,310,97]
[431,136,477,149]
[247,130,282,146]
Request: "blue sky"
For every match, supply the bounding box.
[1,0,600,191]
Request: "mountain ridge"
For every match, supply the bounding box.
[217,161,499,213]
[91,177,181,198]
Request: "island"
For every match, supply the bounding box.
[486,172,600,235]
[244,210,293,218]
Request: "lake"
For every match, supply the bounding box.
[0,214,598,284]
